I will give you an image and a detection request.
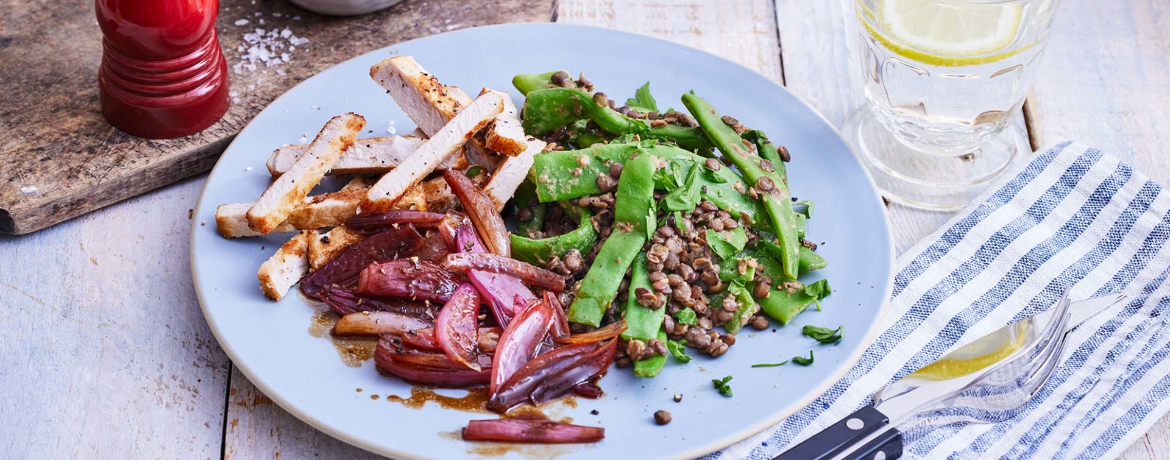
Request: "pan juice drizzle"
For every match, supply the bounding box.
[307,305,378,367]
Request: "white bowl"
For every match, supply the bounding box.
[287,0,402,16]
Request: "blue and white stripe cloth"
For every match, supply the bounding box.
[716,142,1170,460]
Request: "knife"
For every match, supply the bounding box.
[774,293,1127,460]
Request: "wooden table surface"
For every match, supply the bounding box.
[1,0,1166,458]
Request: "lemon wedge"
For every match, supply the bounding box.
[910,321,1030,380]
[864,0,1028,66]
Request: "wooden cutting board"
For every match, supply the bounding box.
[0,0,551,235]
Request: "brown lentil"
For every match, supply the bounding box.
[654,410,672,425]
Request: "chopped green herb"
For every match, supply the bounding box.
[802,279,832,311]
[705,227,748,260]
[751,361,789,368]
[802,325,843,344]
[674,308,698,325]
[667,339,691,363]
[712,375,733,396]
[465,166,484,178]
[793,350,814,366]
[625,81,658,113]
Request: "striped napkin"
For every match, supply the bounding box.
[714,142,1170,460]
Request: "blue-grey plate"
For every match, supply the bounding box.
[191,23,894,460]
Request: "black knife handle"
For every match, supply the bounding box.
[773,405,890,460]
[840,427,903,460]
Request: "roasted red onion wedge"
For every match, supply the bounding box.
[444,253,566,291]
[456,224,536,327]
[488,343,599,413]
[301,226,424,299]
[317,286,435,317]
[386,346,492,371]
[332,311,433,336]
[545,291,570,340]
[346,210,445,234]
[530,339,617,406]
[490,300,554,394]
[555,320,626,345]
[436,211,466,251]
[407,327,501,352]
[414,229,453,264]
[375,340,490,387]
[435,283,482,370]
[400,328,442,350]
[461,419,604,444]
[356,259,461,303]
[444,169,510,257]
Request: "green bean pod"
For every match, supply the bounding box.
[522,88,713,151]
[682,93,801,279]
[621,255,663,342]
[510,207,597,266]
[512,71,566,95]
[633,331,668,378]
[512,181,546,237]
[566,153,657,326]
[757,280,830,325]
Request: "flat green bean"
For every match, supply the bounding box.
[683,93,801,279]
[567,154,656,326]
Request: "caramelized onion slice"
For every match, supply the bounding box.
[490,300,554,394]
[554,320,626,345]
[333,311,433,336]
[444,169,510,257]
[374,340,490,387]
[444,253,566,291]
[435,283,482,370]
[488,342,599,413]
[461,419,604,444]
[530,339,617,406]
[356,259,461,303]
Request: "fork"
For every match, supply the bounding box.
[777,292,1127,460]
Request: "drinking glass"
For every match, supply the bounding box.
[844,0,1063,210]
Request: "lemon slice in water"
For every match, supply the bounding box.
[866,0,1027,66]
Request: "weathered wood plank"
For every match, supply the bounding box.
[558,0,784,84]
[224,366,382,460]
[0,178,230,460]
[0,0,553,235]
[1027,0,1169,186]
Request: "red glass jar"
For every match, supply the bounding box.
[96,0,230,139]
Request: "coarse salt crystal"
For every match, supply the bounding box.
[299,133,308,143]
[387,119,396,134]
[245,166,254,172]
[19,186,39,197]
[234,19,249,26]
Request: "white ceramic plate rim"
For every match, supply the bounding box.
[190,23,896,460]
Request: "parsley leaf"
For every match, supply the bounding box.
[793,350,814,366]
[465,166,484,178]
[625,81,658,113]
[667,339,691,363]
[662,161,701,212]
[802,325,843,344]
[802,279,832,311]
[674,308,698,325]
[705,227,748,260]
[712,375,733,396]
[751,361,788,368]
